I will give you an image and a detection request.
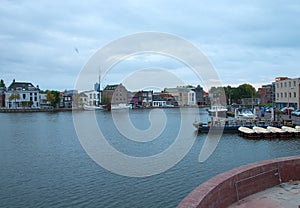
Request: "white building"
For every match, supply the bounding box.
[5,80,40,108]
[275,77,300,109]
[164,87,196,106]
[79,90,101,106]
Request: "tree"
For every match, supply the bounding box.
[0,79,5,88]
[46,90,60,107]
[223,84,257,105]
[9,92,20,108]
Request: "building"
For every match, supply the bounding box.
[0,87,5,108]
[60,90,78,108]
[193,85,204,105]
[275,77,300,109]
[164,86,196,106]
[128,90,153,108]
[258,83,275,105]
[5,79,40,108]
[80,90,101,107]
[102,83,128,105]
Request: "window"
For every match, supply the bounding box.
[281,93,283,98]
[294,92,297,98]
[23,94,26,99]
[280,83,283,88]
[289,82,291,87]
[284,82,287,87]
[277,93,279,98]
[294,81,296,86]
[284,92,287,98]
[289,92,291,98]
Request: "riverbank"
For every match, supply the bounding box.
[0,108,78,113]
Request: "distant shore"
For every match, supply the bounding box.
[0,108,77,113]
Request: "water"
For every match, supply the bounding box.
[1,108,300,208]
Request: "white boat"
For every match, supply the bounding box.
[236,108,257,120]
[111,103,132,110]
[83,104,104,111]
[208,105,228,117]
[253,126,271,134]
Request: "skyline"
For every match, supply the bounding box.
[1,1,300,91]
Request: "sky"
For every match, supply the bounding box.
[1,0,300,91]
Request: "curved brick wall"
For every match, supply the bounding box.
[177,155,300,208]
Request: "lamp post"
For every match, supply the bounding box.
[288,87,294,119]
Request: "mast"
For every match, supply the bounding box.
[98,68,101,106]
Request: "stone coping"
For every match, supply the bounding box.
[177,155,300,208]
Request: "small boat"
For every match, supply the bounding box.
[111,103,132,110]
[208,105,228,117]
[83,104,104,111]
[238,126,259,139]
[267,126,291,139]
[237,108,257,120]
[281,126,300,137]
[252,126,274,139]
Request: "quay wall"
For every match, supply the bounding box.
[0,108,77,113]
[177,155,300,208]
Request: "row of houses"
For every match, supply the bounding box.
[79,84,208,108]
[1,77,299,110]
[0,80,208,109]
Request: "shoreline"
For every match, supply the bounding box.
[0,108,77,113]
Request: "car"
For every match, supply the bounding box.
[291,109,300,116]
[265,106,276,112]
[281,107,295,114]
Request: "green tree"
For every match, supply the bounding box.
[222,84,257,105]
[46,90,60,107]
[0,79,5,88]
[9,92,20,108]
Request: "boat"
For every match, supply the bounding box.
[281,126,300,137]
[252,126,274,139]
[208,105,228,117]
[236,108,257,120]
[238,126,259,139]
[83,104,104,111]
[267,126,291,139]
[111,103,132,110]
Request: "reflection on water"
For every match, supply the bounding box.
[0,109,299,208]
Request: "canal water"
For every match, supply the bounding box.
[1,108,300,208]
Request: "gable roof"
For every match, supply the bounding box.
[7,80,38,91]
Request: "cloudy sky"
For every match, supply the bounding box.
[1,0,299,91]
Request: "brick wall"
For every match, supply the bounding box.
[177,155,300,208]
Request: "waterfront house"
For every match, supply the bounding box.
[0,87,5,108]
[5,79,40,108]
[60,90,78,108]
[275,77,300,109]
[128,90,153,108]
[102,83,128,105]
[164,86,196,106]
[193,85,205,106]
[79,90,100,107]
[152,92,177,107]
[258,83,275,105]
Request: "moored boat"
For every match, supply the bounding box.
[238,126,259,139]
[267,126,291,139]
[111,103,132,110]
[281,126,300,137]
[208,105,228,117]
[83,104,104,111]
[252,126,275,139]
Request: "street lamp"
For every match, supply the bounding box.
[288,87,294,119]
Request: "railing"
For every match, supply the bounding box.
[234,167,281,204]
